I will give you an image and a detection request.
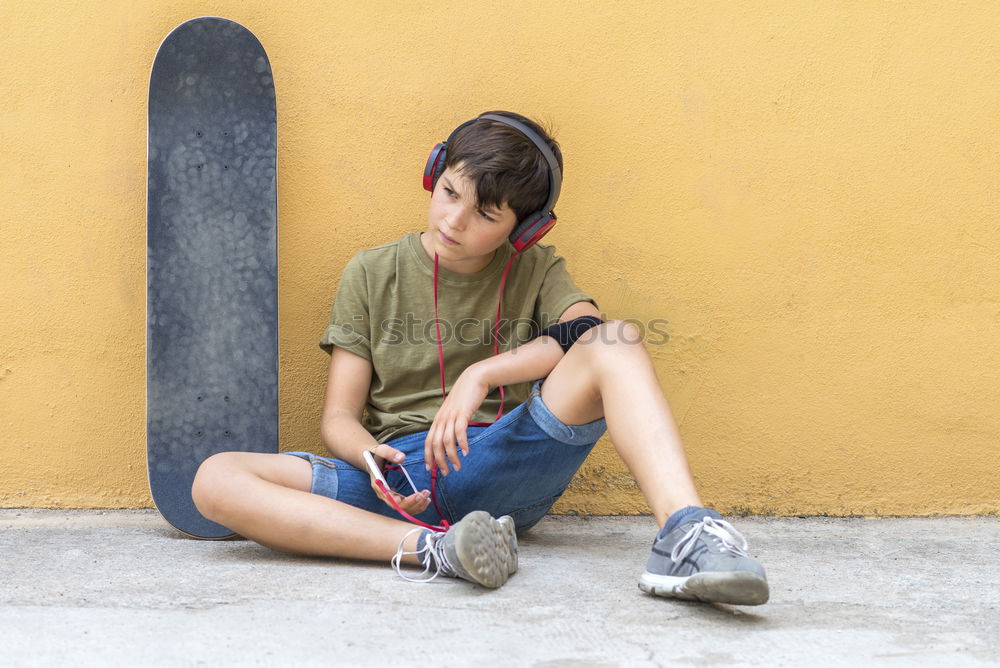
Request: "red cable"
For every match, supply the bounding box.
[375,479,449,532]
[433,253,448,400]
[434,252,516,426]
[386,249,518,532]
[385,462,447,520]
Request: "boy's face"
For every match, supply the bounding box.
[422,166,518,274]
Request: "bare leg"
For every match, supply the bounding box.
[538,321,702,526]
[192,452,423,563]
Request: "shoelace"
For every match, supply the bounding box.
[670,517,752,564]
[391,528,456,583]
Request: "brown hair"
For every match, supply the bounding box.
[443,111,562,224]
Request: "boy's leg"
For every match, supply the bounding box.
[536,321,768,605]
[192,452,424,561]
[537,321,700,526]
[192,452,517,588]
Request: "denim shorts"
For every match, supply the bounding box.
[284,379,607,531]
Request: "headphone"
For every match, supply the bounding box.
[422,113,562,254]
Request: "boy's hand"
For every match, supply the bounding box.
[368,444,431,515]
[424,366,490,475]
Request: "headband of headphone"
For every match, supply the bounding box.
[422,113,562,253]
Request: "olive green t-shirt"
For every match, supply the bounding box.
[321,232,597,443]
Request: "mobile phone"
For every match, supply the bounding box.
[363,449,420,495]
[362,449,388,487]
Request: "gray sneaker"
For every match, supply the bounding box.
[497,514,518,575]
[393,511,518,588]
[639,515,769,605]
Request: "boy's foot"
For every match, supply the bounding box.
[393,511,518,588]
[639,513,769,606]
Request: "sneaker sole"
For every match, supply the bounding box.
[497,515,518,575]
[453,511,518,589]
[639,570,769,606]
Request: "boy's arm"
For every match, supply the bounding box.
[424,301,603,474]
[319,347,381,468]
[322,346,431,513]
[470,301,602,388]
[323,346,431,513]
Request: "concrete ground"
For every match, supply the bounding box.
[1,511,997,667]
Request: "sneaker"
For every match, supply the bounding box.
[639,515,769,605]
[392,511,518,588]
[497,514,518,575]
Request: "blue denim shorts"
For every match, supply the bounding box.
[284,379,607,531]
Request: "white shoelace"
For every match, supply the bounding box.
[391,528,455,583]
[670,517,751,564]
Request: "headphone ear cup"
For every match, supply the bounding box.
[423,143,447,192]
[509,213,557,253]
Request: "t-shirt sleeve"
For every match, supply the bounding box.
[319,255,372,360]
[533,252,599,330]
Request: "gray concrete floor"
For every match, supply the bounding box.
[1,511,998,667]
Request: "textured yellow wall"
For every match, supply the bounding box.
[1,1,997,515]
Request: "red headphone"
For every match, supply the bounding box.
[423,113,562,254]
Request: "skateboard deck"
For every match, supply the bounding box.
[147,17,278,538]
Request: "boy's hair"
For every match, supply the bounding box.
[443,111,562,224]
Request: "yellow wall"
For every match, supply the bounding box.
[2,1,997,515]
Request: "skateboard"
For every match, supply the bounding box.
[147,17,278,538]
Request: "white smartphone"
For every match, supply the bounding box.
[362,449,388,487]
[363,449,420,495]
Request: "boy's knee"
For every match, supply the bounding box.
[589,320,644,348]
[191,452,239,519]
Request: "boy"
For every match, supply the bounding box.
[192,111,769,605]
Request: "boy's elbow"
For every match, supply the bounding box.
[319,413,341,443]
[320,410,360,451]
